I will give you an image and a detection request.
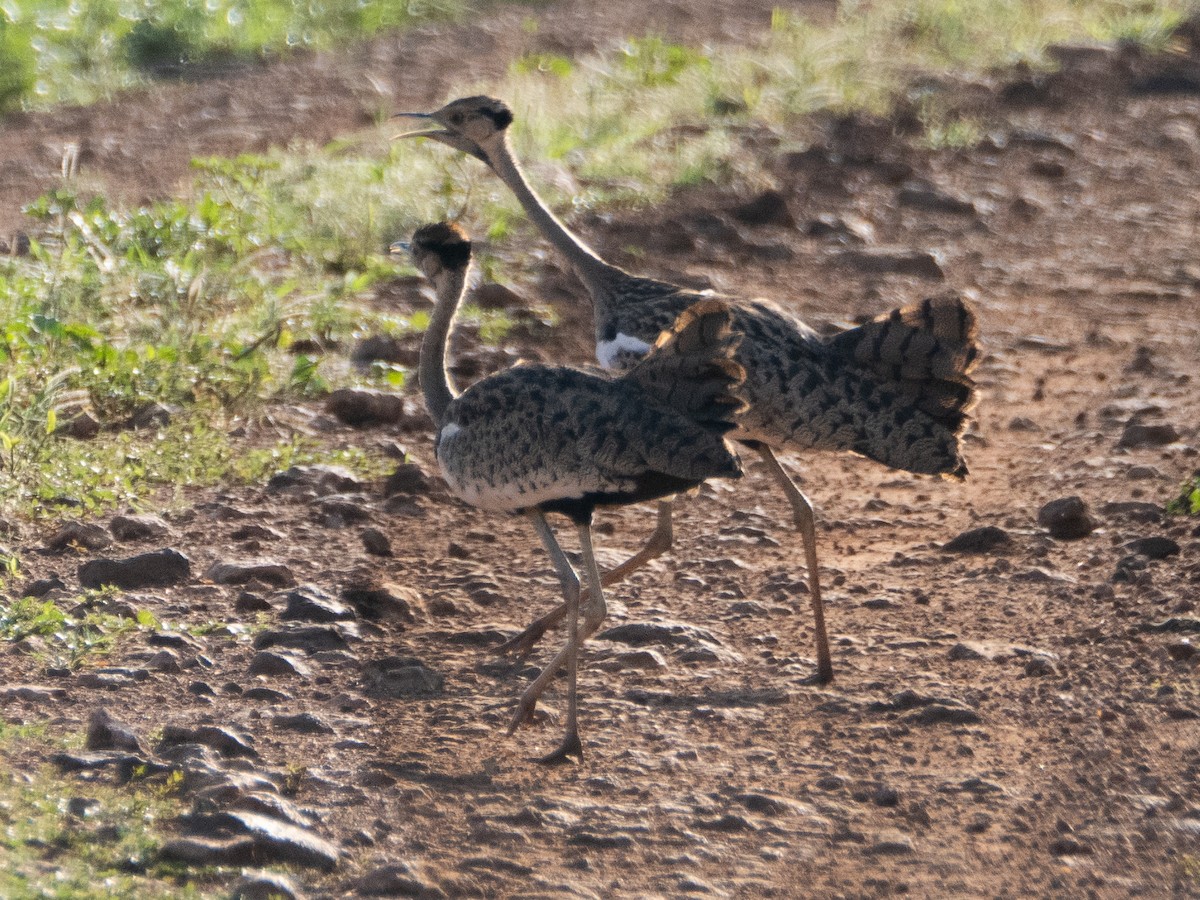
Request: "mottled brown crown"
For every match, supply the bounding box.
[411,222,472,270]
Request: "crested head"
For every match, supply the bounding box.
[407,221,472,279]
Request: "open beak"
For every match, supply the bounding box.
[388,240,411,256]
[389,112,489,163]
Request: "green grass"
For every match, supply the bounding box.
[3,0,1197,521]
[0,720,218,899]
[1167,473,1200,516]
[0,591,160,669]
[0,0,530,112]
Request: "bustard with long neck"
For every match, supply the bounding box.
[398,221,746,762]
[397,98,981,684]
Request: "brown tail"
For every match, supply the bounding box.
[823,292,980,477]
[832,291,980,428]
[624,299,747,434]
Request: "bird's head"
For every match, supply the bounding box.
[391,221,472,282]
[392,96,513,162]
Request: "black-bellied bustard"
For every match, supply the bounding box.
[397,98,981,684]
[397,221,746,761]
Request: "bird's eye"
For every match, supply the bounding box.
[450,112,464,125]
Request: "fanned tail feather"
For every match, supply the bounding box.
[624,299,747,435]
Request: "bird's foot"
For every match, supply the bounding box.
[506,694,541,735]
[801,664,834,686]
[535,730,583,765]
[494,620,552,659]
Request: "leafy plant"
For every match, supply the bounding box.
[1167,473,1200,516]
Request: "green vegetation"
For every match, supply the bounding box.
[0,0,506,111]
[1167,473,1200,516]
[3,0,1196,518]
[0,590,159,669]
[0,161,423,514]
[0,721,215,899]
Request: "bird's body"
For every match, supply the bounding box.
[398,221,745,760]
[435,363,741,520]
[581,273,975,475]
[398,96,980,684]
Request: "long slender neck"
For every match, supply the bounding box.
[419,266,469,428]
[487,136,623,303]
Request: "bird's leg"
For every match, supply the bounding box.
[495,499,674,658]
[508,521,613,755]
[534,523,608,764]
[753,443,834,684]
[508,511,582,761]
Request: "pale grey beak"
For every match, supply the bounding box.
[389,112,490,164]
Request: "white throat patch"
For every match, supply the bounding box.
[596,332,652,370]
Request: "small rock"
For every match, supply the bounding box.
[281,585,356,623]
[326,388,408,428]
[598,621,720,648]
[352,333,419,367]
[267,465,363,497]
[361,656,444,698]
[836,246,945,280]
[602,649,668,672]
[159,724,258,759]
[942,526,1012,554]
[126,402,178,429]
[85,709,145,754]
[1118,422,1180,448]
[248,651,312,678]
[730,189,795,227]
[230,871,302,900]
[471,282,526,310]
[254,625,354,654]
[948,642,989,662]
[1037,496,1096,540]
[361,528,392,557]
[1165,641,1196,661]
[311,495,372,527]
[898,181,977,215]
[109,514,171,542]
[1,685,68,703]
[342,583,416,623]
[46,522,112,553]
[1024,656,1058,677]
[353,862,445,897]
[273,712,334,734]
[695,813,757,832]
[56,412,101,440]
[161,836,257,866]
[185,810,339,871]
[865,835,914,855]
[384,464,435,497]
[205,560,295,588]
[78,549,190,589]
[230,523,286,542]
[22,576,66,598]
[905,703,982,726]
[236,591,273,613]
[1048,837,1092,856]
[1126,536,1181,559]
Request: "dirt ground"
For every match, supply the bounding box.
[3,1,1200,898]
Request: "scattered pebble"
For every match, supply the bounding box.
[78,549,191,589]
[942,525,1012,554]
[1118,422,1180,448]
[1037,496,1096,540]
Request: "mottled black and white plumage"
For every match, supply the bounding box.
[397,221,745,761]
[398,96,981,684]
